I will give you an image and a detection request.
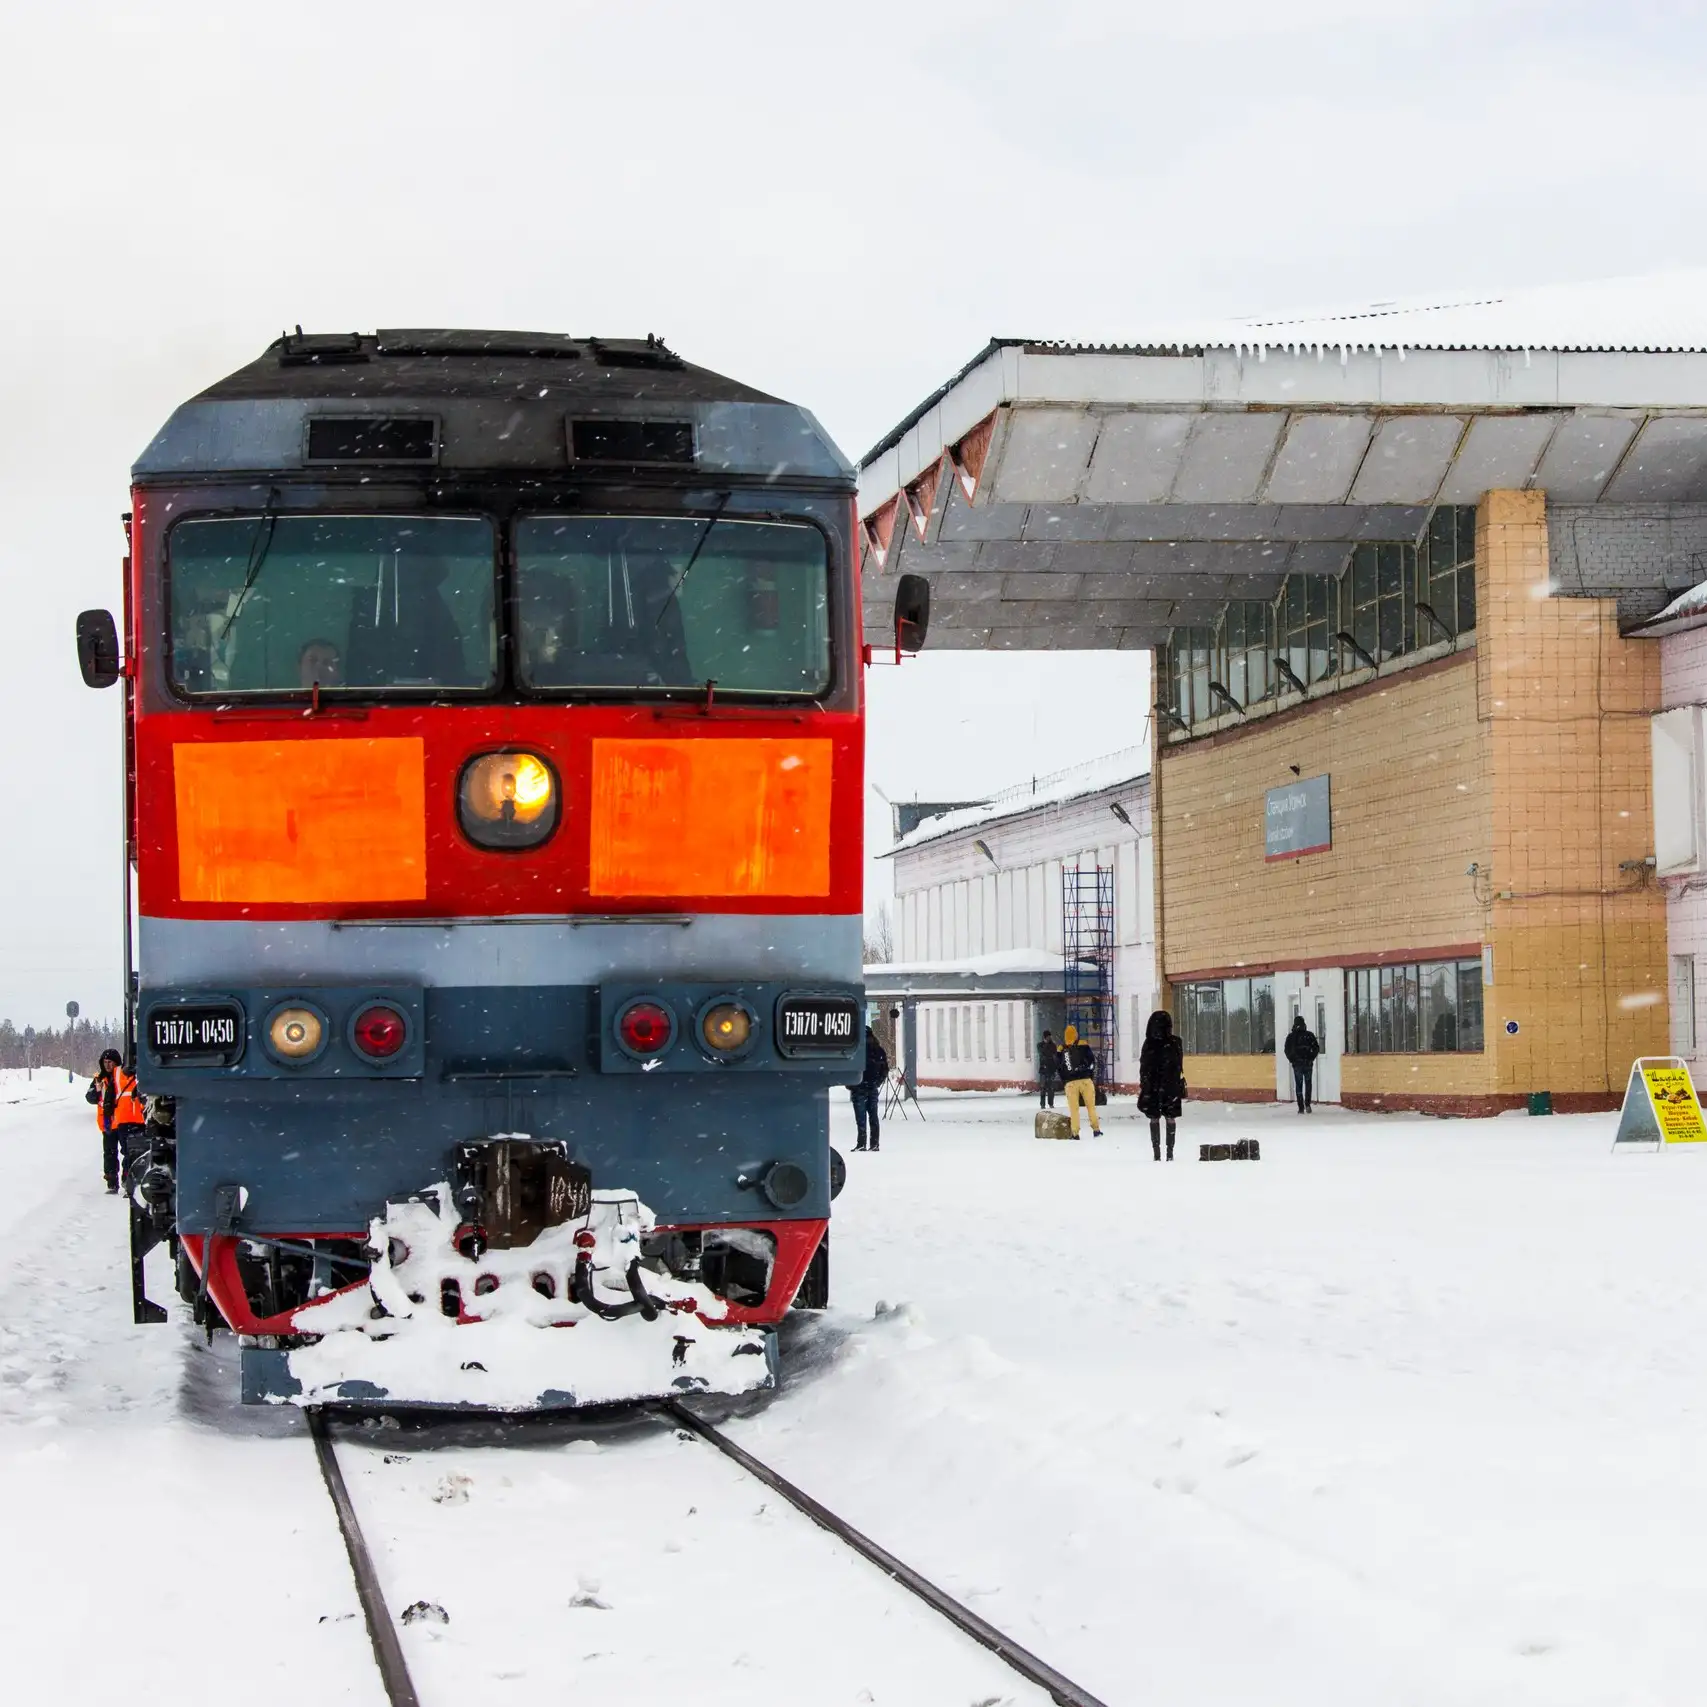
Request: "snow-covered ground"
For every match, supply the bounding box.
[5,1078,1707,1705]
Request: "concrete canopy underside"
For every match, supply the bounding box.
[858,342,1707,649]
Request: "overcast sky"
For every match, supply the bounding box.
[4,0,1706,1020]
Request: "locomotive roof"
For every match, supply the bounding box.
[133,329,854,486]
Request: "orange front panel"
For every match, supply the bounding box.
[173,738,428,904]
[589,737,833,898]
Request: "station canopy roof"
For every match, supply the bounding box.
[858,271,1707,651]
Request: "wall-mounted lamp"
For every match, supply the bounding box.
[972,838,998,870]
[1108,801,1134,830]
[1335,630,1379,672]
[1275,657,1307,696]
[1208,680,1245,716]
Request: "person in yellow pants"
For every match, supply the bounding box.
[1060,1024,1102,1137]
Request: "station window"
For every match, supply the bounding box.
[1160,505,1477,731]
[1344,960,1484,1053]
[1175,976,1275,1055]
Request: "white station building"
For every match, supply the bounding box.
[868,748,1155,1092]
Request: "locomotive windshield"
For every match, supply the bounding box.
[168,514,496,696]
[514,515,830,696]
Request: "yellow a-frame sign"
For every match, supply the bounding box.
[1613,1057,1707,1150]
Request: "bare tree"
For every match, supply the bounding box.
[863,902,895,966]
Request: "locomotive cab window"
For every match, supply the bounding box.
[168,514,497,696]
[514,514,830,697]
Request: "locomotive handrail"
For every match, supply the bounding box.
[440,1066,580,1082]
[324,914,696,930]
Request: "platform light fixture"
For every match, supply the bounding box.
[1108,801,1134,829]
[972,838,998,870]
[1335,631,1379,672]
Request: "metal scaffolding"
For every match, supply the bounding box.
[1061,862,1116,1076]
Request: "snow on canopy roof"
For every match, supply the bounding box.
[867,948,1070,978]
[1629,577,1707,638]
[886,743,1149,856]
[1026,269,1707,359]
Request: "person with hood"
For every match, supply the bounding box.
[1036,1029,1061,1109]
[86,1048,146,1194]
[1060,1024,1102,1137]
[1284,1014,1321,1112]
[1137,1010,1186,1160]
[849,1024,889,1152]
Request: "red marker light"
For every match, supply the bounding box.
[618,1000,673,1056]
[352,1004,407,1059]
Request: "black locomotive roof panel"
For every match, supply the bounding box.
[196,330,779,405]
[135,330,852,485]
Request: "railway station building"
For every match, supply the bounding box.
[859,279,1707,1114]
[869,748,1154,1092]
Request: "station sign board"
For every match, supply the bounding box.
[1264,774,1332,862]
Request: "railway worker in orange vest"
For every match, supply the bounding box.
[86,1049,146,1194]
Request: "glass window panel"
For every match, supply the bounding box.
[1351,546,1377,610]
[169,513,497,696]
[1421,961,1458,1052]
[1378,543,1404,603]
[1354,596,1379,662]
[1457,564,1477,637]
[515,514,829,695]
[1195,983,1225,1055]
[1225,978,1252,1054]
[1457,962,1484,1051]
[1251,976,1275,1053]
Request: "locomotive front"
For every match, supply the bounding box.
[82,329,874,1408]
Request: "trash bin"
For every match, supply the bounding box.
[1527,1091,1553,1117]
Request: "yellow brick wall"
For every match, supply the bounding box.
[1160,653,1489,975]
[1341,1050,1493,1100]
[1184,1053,1275,1095]
[1478,491,1667,1098]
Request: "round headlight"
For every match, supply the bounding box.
[267,1005,325,1062]
[458,751,559,850]
[700,1002,753,1055]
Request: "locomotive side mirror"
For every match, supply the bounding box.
[76,609,121,689]
[894,574,930,653]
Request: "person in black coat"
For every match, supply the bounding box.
[1137,1010,1186,1160]
[1283,1015,1321,1112]
[849,1025,889,1152]
[1036,1030,1061,1108]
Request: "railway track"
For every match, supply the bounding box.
[310,1402,1111,1707]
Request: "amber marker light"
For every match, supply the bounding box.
[458,751,559,850]
[267,1005,325,1062]
[700,1001,753,1056]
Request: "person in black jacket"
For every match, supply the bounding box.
[1060,1025,1102,1137]
[1137,1010,1186,1160]
[1283,1015,1321,1112]
[1036,1030,1061,1108]
[849,1025,889,1152]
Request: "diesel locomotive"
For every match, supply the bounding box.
[76,328,927,1408]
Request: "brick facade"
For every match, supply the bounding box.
[1156,491,1667,1114]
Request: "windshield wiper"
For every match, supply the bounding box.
[653,493,731,627]
[221,488,282,633]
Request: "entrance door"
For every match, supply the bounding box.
[1310,973,1342,1103]
[1273,969,1341,1103]
[1273,971,1305,1102]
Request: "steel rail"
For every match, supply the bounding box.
[662,1400,1112,1707]
[308,1408,422,1707]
